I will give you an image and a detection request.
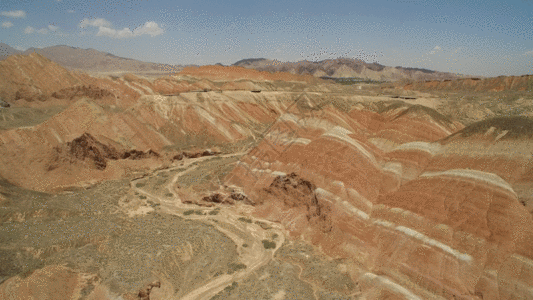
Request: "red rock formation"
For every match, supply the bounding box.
[48,133,160,171]
[368,103,464,151]
[226,108,533,299]
[51,85,115,102]
[177,64,320,83]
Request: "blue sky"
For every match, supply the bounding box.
[1,0,532,76]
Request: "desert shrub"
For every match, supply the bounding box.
[165,193,173,198]
[183,210,195,216]
[194,210,204,215]
[227,262,247,274]
[242,243,248,248]
[262,240,276,250]
[208,210,219,215]
[272,233,279,239]
[135,183,145,188]
[147,200,160,207]
[238,217,252,223]
[139,195,147,200]
[224,282,238,292]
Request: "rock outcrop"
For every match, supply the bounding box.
[48,133,160,171]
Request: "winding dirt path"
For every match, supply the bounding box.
[130,152,287,300]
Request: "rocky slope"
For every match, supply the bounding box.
[0,43,21,60]
[225,101,533,299]
[16,45,182,73]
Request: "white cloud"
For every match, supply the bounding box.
[67,10,75,13]
[24,26,49,35]
[48,24,59,31]
[525,50,533,56]
[24,26,35,34]
[14,45,26,51]
[429,45,442,55]
[79,18,112,28]
[1,21,13,28]
[97,26,134,38]
[1,10,26,18]
[133,21,164,37]
[81,18,163,39]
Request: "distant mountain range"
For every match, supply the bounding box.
[232,57,470,81]
[1,43,471,81]
[0,43,22,59]
[0,43,183,74]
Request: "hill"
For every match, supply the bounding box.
[0,44,182,74]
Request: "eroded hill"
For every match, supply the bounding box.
[1,52,533,300]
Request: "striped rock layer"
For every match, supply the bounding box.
[226,106,533,299]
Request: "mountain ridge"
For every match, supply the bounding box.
[1,43,473,81]
[1,44,183,74]
[232,57,473,81]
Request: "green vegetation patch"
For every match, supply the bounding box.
[237,217,252,223]
[224,281,238,292]
[227,262,247,274]
[0,106,67,130]
[0,178,240,297]
[262,240,276,250]
[446,116,533,140]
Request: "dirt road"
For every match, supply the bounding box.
[130,152,287,300]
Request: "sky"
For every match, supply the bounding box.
[1,0,532,77]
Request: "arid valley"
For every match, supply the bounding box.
[0,44,532,300]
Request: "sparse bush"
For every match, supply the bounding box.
[194,210,204,215]
[135,183,145,188]
[147,200,160,208]
[223,282,238,292]
[139,195,147,200]
[255,221,272,230]
[262,240,276,250]
[242,243,248,248]
[183,210,194,216]
[272,233,279,239]
[227,262,247,274]
[208,210,219,215]
[165,193,173,198]
[238,217,252,223]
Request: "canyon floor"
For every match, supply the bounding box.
[1,53,533,300]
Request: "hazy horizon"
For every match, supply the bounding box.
[1,0,532,77]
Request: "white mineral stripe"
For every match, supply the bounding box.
[322,126,379,168]
[420,169,516,197]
